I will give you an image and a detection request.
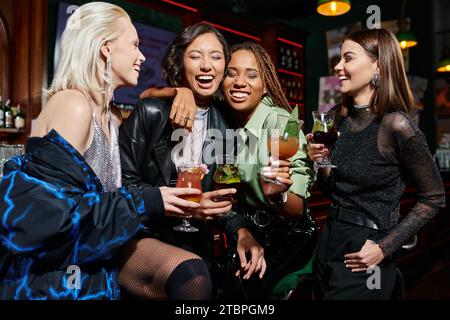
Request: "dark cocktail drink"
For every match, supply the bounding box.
[311,110,337,168]
[312,128,338,147]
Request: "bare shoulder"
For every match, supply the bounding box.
[45,90,92,119]
[34,90,93,153]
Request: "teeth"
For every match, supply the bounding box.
[339,76,348,80]
[197,75,213,80]
[231,92,249,98]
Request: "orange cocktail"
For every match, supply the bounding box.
[268,136,299,160]
[176,168,203,203]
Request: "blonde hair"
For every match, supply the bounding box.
[46,2,130,107]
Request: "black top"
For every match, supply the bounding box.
[317,107,446,257]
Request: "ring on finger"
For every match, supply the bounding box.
[181,115,194,122]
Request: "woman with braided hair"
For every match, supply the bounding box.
[118,23,264,300]
[142,41,316,298]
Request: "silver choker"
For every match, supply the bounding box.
[353,104,371,110]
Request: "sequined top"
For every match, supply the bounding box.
[83,114,122,192]
[317,107,446,257]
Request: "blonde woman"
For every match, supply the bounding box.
[0,2,200,300]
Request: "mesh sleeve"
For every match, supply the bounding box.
[378,123,445,257]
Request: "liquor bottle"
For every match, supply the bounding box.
[293,50,300,71]
[298,81,303,101]
[14,104,25,130]
[293,81,298,101]
[4,99,13,129]
[0,96,4,128]
[287,80,293,100]
[280,47,286,67]
[286,48,292,70]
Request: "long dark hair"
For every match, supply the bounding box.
[229,42,291,112]
[337,28,413,119]
[161,22,229,87]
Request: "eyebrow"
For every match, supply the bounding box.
[343,51,356,56]
[187,49,224,55]
[227,67,259,72]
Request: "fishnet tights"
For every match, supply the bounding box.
[118,237,210,300]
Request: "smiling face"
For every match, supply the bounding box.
[182,32,226,105]
[334,39,378,101]
[108,17,146,88]
[222,49,267,117]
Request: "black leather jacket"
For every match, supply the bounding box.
[119,98,252,254]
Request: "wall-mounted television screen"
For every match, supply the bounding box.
[54,2,177,106]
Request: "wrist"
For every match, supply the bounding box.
[237,227,251,237]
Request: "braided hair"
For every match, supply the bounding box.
[229,42,291,112]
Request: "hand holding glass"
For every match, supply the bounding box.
[262,114,303,185]
[173,165,203,232]
[213,154,240,206]
[311,111,337,168]
[268,114,303,160]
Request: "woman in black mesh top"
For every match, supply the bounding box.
[306,28,445,299]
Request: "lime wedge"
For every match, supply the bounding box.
[283,106,299,139]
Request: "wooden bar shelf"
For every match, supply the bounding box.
[0,128,26,134]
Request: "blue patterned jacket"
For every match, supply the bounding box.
[0,130,164,299]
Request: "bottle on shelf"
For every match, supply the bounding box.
[14,104,25,130]
[4,99,13,129]
[0,96,4,128]
[280,47,286,67]
[293,81,299,101]
[293,50,300,71]
[286,48,292,70]
[297,81,303,101]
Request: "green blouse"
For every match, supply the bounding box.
[236,97,315,210]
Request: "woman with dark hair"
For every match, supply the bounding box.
[0,2,201,300]
[142,41,317,299]
[118,22,264,300]
[307,28,445,299]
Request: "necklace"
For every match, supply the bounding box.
[353,104,371,110]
